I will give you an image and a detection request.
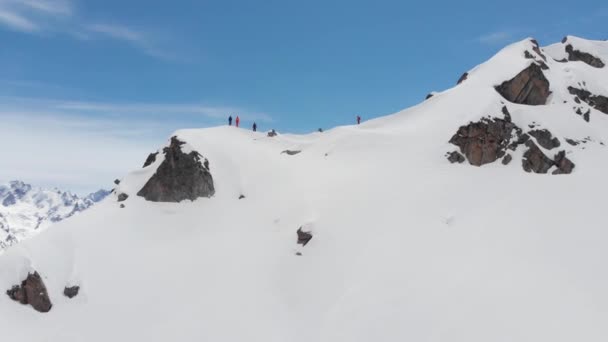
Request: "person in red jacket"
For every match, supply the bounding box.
[235,116,240,128]
[357,115,361,125]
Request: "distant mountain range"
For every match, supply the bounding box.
[0,181,109,249]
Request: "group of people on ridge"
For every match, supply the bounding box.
[228,115,362,132]
[229,115,257,131]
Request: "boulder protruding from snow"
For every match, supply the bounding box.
[446,151,465,164]
[495,63,550,105]
[64,286,80,299]
[568,86,608,115]
[449,118,522,166]
[281,150,301,156]
[297,227,313,246]
[6,272,52,313]
[457,72,468,85]
[137,137,215,203]
[565,44,605,68]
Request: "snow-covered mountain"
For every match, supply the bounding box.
[0,181,109,249]
[1,36,608,341]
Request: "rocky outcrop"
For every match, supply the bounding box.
[528,129,561,150]
[495,63,550,105]
[117,193,129,202]
[522,141,555,174]
[6,272,52,313]
[143,152,158,168]
[522,141,575,174]
[568,86,608,115]
[565,44,605,68]
[502,154,513,165]
[553,151,575,175]
[137,137,215,202]
[446,151,465,164]
[297,227,313,246]
[64,286,80,299]
[267,130,278,137]
[449,117,522,166]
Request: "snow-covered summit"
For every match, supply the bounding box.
[1,37,608,341]
[0,181,109,249]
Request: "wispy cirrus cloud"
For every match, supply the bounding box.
[0,0,71,32]
[0,0,177,61]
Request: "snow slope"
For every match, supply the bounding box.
[0,181,109,249]
[1,37,608,341]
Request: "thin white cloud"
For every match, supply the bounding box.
[19,0,71,15]
[84,23,177,60]
[477,31,514,45]
[87,23,144,43]
[0,0,176,61]
[0,7,38,32]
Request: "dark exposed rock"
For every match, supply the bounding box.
[495,63,550,105]
[584,110,590,122]
[457,72,468,85]
[565,138,579,146]
[530,39,547,61]
[238,194,245,200]
[6,272,52,313]
[502,154,513,165]
[281,150,301,156]
[297,227,313,246]
[568,87,608,114]
[120,204,125,208]
[64,286,80,299]
[522,141,555,174]
[267,129,278,137]
[522,141,575,175]
[143,152,159,168]
[528,129,561,150]
[552,151,575,174]
[114,179,120,185]
[117,193,129,202]
[449,117,522,166]
[446,151,465,164]
[295,252,302,256]
[137,137,215,202]
[501,106,511,122]
[425,93,434,100]
[565,44,605,68]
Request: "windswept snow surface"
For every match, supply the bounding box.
[1,37,608,341]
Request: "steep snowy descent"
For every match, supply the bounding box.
[1,36,608,341]
[0,181,109,249]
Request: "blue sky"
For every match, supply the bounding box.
[0,0,606,193]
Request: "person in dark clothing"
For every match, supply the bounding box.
[228,116,233,126]
[357,115,361,125]
[253,122,257,132]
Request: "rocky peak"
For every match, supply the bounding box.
[137,136,215,202]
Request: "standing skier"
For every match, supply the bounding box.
[228,115,233,126]
[236,116,240,128]
[253,122,257,132]
[357,115,361,125]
